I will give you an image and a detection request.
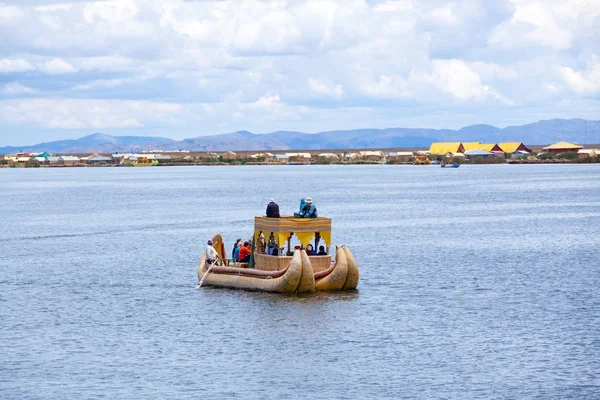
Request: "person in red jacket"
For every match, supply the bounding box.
[237,241,251,263]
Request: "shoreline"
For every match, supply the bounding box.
[1,160,592,169]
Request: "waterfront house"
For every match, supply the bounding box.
[429,142,465,155]
[88,156,113,165]
[480,144,504,153]
[462,142,485,152]
[285,152,312,162]
[16,156,31,166]
[342,152,361,161]
[500,142,532,153]
[153,154,172,162]
[318,153,339,160]
[221,151,238,160]
[542,142,583,153]
[511,150,531,159]
[274,154,289,163]
[59,156,80,166]
[111,153,142,163]
[464,150,494,159]
[251,153,275,161]
[577,149,599,162]
[47,156,60,165]
[359,151,383,161]
[388,151,413,162]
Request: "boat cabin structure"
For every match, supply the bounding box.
[252,216,332,272]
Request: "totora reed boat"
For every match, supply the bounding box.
[197,216,360,293]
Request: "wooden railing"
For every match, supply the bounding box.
[253,253,332,272]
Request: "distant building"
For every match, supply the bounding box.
[464,150,494,158]
[542,142,583,153]
[221,151,238,160]
[251,153,275,161]
[499,142,532,153]
[274,154,289,162]
[577,149,599,162]
[359,151,383,161]
[387,151,413,162]
[318,153,339,160]
[429,142,465,155]
[480,144,504,153]
[462,142,485,152]
[285,152,311,162]
[59,156,80,166]
[342,152,361,161]
[88,156,113,164]
[511,150,531,159]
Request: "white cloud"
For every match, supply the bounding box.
[426,59,510,103]
[0,59,36,73]
[0,0,597,142]
[0,5,23,24]
[308,78,343,97]
[0,98,181,129]
[560,59,600,94]
[38,58,78,74]
[3,82,36,95]
[72,74,154,91]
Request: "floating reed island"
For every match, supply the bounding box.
[3,141,599,168]
[197,216,359,293]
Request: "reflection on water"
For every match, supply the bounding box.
[1,165,599,399]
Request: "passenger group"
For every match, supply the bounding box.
[207,197,322,265]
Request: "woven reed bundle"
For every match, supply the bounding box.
[314,246,348,291]
[341,246,359,290]
[197,249,304,293]
[296,250,315,293]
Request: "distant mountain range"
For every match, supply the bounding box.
[1,118,598,154]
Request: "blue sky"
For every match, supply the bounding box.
[0,0,599,145]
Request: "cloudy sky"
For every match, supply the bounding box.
[0,0,599,145]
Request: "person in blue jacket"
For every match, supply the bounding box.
[294,198,307,218]
[304,197,318,218]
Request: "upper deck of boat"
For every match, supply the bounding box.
[254,215,331,233]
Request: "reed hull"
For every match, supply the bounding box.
[198,250,311,293]
[341,246,360,290]
[198,234,358,292]
[314,246,348,291]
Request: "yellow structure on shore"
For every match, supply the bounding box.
[428,142,465,155]
[542,142,583,153]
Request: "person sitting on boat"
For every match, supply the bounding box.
[266,198,280,218]
[294,198,307,218]
[206,239,219,265]
[237,241,252,263]
[317,245,327,256]
[306,244,315,256]
[304,197,318,218]
[232,239,242,263]
[266,237,278,255]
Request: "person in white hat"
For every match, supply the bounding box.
[266,198,280,218]
[304,197,318,218]
[206,239,219,265]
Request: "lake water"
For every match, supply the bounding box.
[1,165,599,399]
